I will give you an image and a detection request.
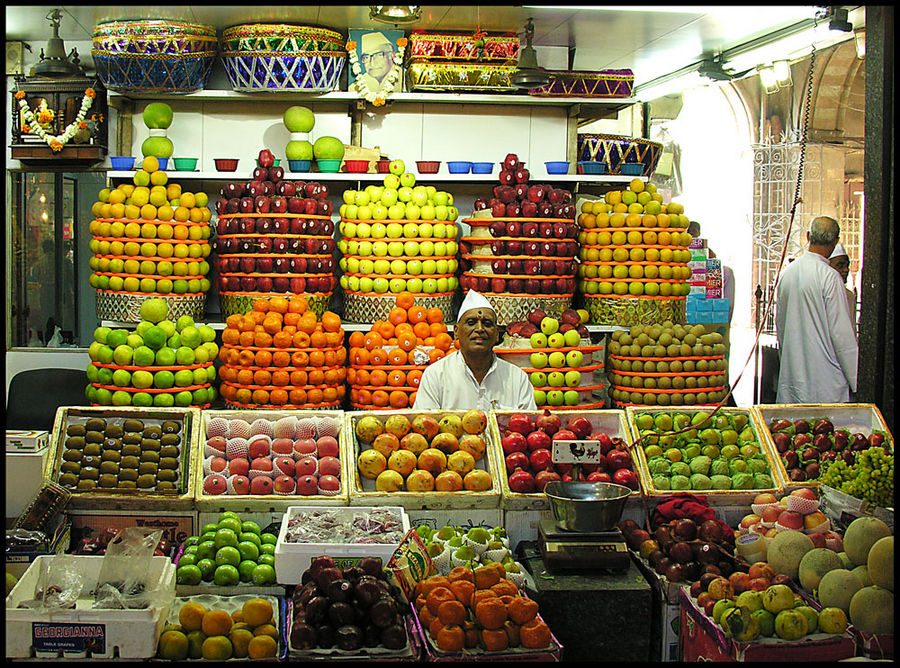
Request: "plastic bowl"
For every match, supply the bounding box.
[344,160,370,173]
[376,159,392,174]
[155,157,169,171]
[471,162,494,174]
[256,158,281,167]
[545,161,570,174]
[317,159,342,173]
[110,156,135,171]
[577,161,606,175]
[173,157,198,171]
[288,159,312,172]
[620,163,644,176]
[215,159,239,172]
[416,161,441,174]
[447,161,472,174]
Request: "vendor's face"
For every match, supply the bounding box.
[830,255,850,283]
[456,309,498,357]
[361,45,393,80]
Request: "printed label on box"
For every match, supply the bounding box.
[68,513,194,548]
[688,238,707,249]
[32,622,106,655]
[386,529,434,604]
[705,259,722,271]
[690,285,706,295]
[706,288,723,299]
[6,430,50,452]
[688,261,707,270]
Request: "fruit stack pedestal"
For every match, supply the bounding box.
[577,181,693,326]
[337,160,460,323]
[214,149,336,318]
[461,154,579,326]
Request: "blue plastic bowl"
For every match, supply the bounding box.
[289,159,312,172]
[317,159,342,173]
[577,161,606,175]
[545,161,570,174]
[110,156,135,171]
[447,161,472,174]
[471,162,494,174]
[620,163,644,176]
[156,157,168,171]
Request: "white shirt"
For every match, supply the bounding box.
[775,251,858,403]
[413,350,537,412]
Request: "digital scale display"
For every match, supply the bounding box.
[538,519,631,571]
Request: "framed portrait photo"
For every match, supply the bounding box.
[348,28,405,94]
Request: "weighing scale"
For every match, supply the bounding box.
[537,519,631,572]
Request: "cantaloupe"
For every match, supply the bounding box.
[867,536,893,591]
[851,564,873,587]
[837,551,853,569]
[843,516,891,566]
[767,530,815,580]
[798,548,844,593]
[849,586,894,634]
[818,568,864,613]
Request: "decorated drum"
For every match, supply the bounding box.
[585,294,686,327]
[406,31,520,63]
[91,20,217,93]
[406,62,517,91]
[576,134,663,177]
[220,24,346,92]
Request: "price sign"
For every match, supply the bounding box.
[552,439,602,465]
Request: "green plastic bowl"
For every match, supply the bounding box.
[173,158,198,171]
[317,159,342,173]
[256,158,281,167]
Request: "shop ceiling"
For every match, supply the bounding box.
[6,5,863,87]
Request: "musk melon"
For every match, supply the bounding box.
[848,586,894,634]
[798,548,844,593]
[837,551,853,569]
[143,102,173,129]
[851,565,873,587]
[843,516,891,566]
[817,568,864,613]
[767,530,815,580]
[867,536,893,591]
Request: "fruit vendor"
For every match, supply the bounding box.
[413,291,536,411]
[775,216,858,403]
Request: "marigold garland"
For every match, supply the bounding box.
[15,87,96,151]
[347,38,407,106]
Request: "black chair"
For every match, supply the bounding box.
[6,368,89,432]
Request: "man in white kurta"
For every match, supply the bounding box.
[775,217,858,403]
[413,291,537,412]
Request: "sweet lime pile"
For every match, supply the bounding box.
[85,298,218,407]
[175,511,278,588]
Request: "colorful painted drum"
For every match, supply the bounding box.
[576,134,664,177]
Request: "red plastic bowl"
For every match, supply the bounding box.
[344,160,370,173]
[214,158,239,172]
[416,160,440,174]
[376,159,392,173]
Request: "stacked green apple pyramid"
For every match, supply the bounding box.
[86,298,218,408]
[337,159,459,322]
[89,155,213,322]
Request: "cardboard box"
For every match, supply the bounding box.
[5,515,72,579]
[688,261,707,271]
[6,448,53,518]
[6,429,50,452]
[689,285,707,296]
[690,249,709,261]
[706,288,723,299]
[689,238,708,249]
[705,258,722,272]
[67,510,197,549]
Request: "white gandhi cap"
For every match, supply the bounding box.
[361,32,392,55]
[457,290,495,323]
[829,243,849,259]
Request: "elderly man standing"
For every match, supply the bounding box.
[775,216,858,403]
[413,291,537,411]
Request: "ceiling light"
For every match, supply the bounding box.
[33,8,83,77]
[773,60,792,86]
[854,29,865,58]
[634,69,707,102]
[758,66,779,94]
[369,6,422,26]
[827,6,853,33]
[510,18,551,90]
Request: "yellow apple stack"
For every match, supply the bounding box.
[459,153,579,326]
[577,179,694,326]
[88,156,213,321]
[338,159,459,323]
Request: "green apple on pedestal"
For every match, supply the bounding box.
[548,351,566,368]
[530,351,548,369]
[566,350,584,367]
[564,370,581,387]
[530,371,547,387]
[547,333,566,348]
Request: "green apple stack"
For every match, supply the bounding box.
[175,511,278,588]
[85,298,219,408]
[606,322,729,407]
[88,155,213,313]
[337,159,460,300]
[577,179,694,324]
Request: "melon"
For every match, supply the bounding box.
[143,102,173,129]
[313,136,345,160]
[843,516,891,566]
[283,105,315,132]
[767,530,815,580]
[141,136,174,159]
[867,536,893,591]
[817,568,863,613]
[851,564,873,587]
[285,140,314,161]
[849,586,894,634]
[798,548,844,593]
[837,551,853,569]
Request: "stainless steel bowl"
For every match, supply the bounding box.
[544,481,631,533]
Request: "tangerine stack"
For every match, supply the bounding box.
[217,295,347,409]
[347,292,455,410]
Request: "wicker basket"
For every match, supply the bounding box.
[91,20,217,93]
[343,292,454,324]
[95,290,206,323]
[529,69,635,98]
[472,292,572,327]
[220,292,332,319]
[585,294,686,327]
[576,133,663,177]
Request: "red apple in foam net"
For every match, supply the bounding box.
[293,439,317,459]
[296,456,318,477]
[272,438,294,456]
[206,436,227,454]
[231,475,251,495]
[317,456,341,477]
[754,492,778,505]
[273,456,296,477]
[318,475,341,493]
[739,514,761,530]
[228,458,250,477]
[777,511,804,530]
[273,475,295,494]
[249,438,271,459]
[296,474,318,496]
[203,474,227,495]
[250,457,274,477]
[209,456,228,474]
[791,487,817,500]
[250,476,273,495]
[316,436,339,458]
[803,511,829,532]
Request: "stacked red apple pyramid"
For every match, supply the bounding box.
[460,153,579,301]
[495,307,605,409]
[498,411,640,495]
[577,180,693,314]
[201,413,342,498]
[88,156,213,302]
[739,489,843,551]
[347,292,456,410]
[336,159,460,306]
[217,295,347,409]
[214,149,336,306]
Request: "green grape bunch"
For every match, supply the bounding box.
[821,446,894,509]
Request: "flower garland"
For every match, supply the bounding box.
[346,38,407,107]
[14,88,95,152]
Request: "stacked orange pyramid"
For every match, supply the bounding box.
[348,293,456,409]
[218,295,347,408]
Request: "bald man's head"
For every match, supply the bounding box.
[808,216,840,257]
